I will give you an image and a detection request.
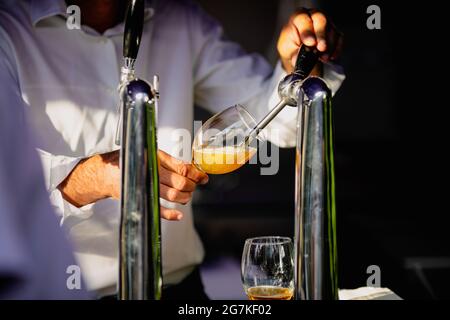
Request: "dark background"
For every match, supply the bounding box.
[192,0,450,299]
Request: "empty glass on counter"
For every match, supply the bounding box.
[241,236,294,300]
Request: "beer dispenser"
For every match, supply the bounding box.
[116,0,162,300]
[249,46,339,299]
[282,47,339,300]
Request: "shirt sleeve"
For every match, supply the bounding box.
[0,53,89,299]
[0,25,94,226]
[190,4,345,148]
[37,149,95,224]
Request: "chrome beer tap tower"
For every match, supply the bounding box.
[116,0,162,300]
[279,47,339,300]
[250,45,339,300]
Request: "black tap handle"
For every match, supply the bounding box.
[293,45,319,79]
[123,0,145,60]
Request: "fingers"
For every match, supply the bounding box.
[320,25,343,63]
[292,12,316,47]
[280,8,343,67]
[277,23,301,72]
[160,184,193,205]
[160,206,183,221]
[158,150,209,185]
[311,11,327,52]
[281,11,319,71]
[159,165,197,192]
[157,150,209,206]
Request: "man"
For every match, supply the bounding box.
[0,57,89,299]
[0,0,344,298]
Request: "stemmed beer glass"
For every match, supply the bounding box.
[241,236,294,300]
[191,104,262,174]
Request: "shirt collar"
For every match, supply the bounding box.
[30,0,155,28]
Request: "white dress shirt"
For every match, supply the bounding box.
[0,55,89,299]
[0,0,344,294]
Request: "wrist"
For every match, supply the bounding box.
[89,154,111,199]
[98,151,120,199]
[58,153,116,207]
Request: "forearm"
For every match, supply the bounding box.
[58,151,119,208]
[56,149,208,220]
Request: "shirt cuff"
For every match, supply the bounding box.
[49,188,95,225]
[38,149,94,224]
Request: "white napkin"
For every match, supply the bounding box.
[339,287,402,300]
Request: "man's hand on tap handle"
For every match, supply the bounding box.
[58,150,209,221]
[277,8,343,74]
